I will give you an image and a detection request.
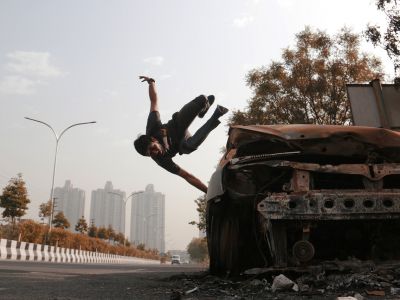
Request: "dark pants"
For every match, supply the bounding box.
[172,95,220,154]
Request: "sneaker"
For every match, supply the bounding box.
[198,95,215,118]
[212,105,229,119]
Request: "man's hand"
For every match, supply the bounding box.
[140,76,158,111]
[139,76,155,84]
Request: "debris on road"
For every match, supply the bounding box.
[391,287,400,295]
[184,287,199,295]
[271,274,298,292]
[366,290,385,296]
[243,267,270,276]
[354,293,364,300]
[164,261,400,299]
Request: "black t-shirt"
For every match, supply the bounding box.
[146,111,180,174]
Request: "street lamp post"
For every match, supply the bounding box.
[108,191,144,249]
[25,117,96,232]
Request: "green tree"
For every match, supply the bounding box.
[365,0,400,83]
[39,199,52,224]
[230,27,383,126]
[97,226,108,239]
[114,232,125,244]
[137,243,146,251]
[187,237,208,262]
[0,174,30,224]
[189,194,206,231]
[106,225,115,241]
[75,216,88,234]
[88,222,97,238]
[52,211,70,229]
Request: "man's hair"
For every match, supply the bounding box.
[134,134,152,156]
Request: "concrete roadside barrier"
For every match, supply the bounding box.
[0,238,159,264]
[0,239,7,259]
[27,243,34,261]
[9,240,17,260]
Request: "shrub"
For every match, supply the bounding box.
[0,220,159,260]
[18,220,44,243]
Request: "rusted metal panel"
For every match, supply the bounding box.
[347,80,400,129]
[257,191,400,220]
[229,160,400,181]
[289,170,309,192]
[227,124,400,150]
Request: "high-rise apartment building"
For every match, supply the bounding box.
[90,181,126,234]
[130,184,165,253]
[53,180,85,232]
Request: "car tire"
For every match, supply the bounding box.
[207,199,239,275]
[207,196,265,275]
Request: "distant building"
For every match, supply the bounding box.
[53,180,85,232]
[90,181,126,234]
[130,184,165,253]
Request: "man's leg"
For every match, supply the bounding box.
[180,105,229,154]
[173,95,213,134]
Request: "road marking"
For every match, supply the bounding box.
[128,269,146,272]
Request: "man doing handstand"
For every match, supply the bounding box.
[134,76,228,193]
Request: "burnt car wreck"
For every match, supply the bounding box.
[206,124,400,275]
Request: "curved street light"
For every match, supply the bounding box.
[25,117,96,232]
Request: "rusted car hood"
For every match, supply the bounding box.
[228,124,400,150]
[207,124,400,202]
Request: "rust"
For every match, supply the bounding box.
[228,124,400,149]
[290,169,309,192]
[207,124,400,275]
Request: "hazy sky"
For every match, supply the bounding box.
[0,0,391,250]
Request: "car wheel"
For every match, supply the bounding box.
[207,199,238,275]
[207,196,265,275]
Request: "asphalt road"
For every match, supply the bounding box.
[0,260,207,300]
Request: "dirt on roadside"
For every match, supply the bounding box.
[163,260,400,300]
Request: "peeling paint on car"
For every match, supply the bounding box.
[207,124,400,275]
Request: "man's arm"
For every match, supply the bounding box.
[139,76,158,112]
[177,168,208,193]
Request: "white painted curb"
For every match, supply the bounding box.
[0,239,159,264]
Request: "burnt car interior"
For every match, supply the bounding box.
[207,126,400,275]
